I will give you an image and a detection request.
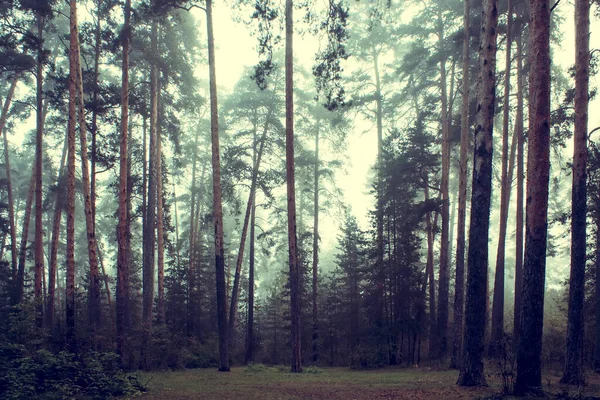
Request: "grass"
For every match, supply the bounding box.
[130,364,600,399]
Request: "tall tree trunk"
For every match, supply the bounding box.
[594,206,600,372]
[246,183,257,364]
[156,94,166,326]
[34,10,45,327]
[424,181,437,357]
[561,0,589,385]
[187,129,199,336]
[457,0,498,387]
[172,160,181,267]
[116,0,131,360]
[1,74,19,291]
[143,20,158,329]
[91,0,102,224]
[46,130,68,328]
[437,14,451,359]
[74,13,102,333]
[229,110,272,339]
[490,0,513,356]
[286,0,302,373]
[15,164,35,304]
[66,0,78,352]
[374,52,385,326]
[450,0,470,370]
[206,0,229,372]
[514,0,551,395]
[513,34,525,341]
[312,121,320,363]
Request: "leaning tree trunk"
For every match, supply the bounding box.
[286,0,302,373]
[513,34,525,342]
[74,14,102,333]
[34,10,45,327]
[66,0,78,352]
[1,74,20,290]
[457,0,498,387]
[206,0,229,372]
[514,0,551,395]
[229,109,272,339]
[561,0,589,386]
[450,0,470,370]
[490,0,513,357]
[116,0,131,360]
[246,184,257,364]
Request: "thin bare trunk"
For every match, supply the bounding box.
[229,109,272,338]
[206,0,229,372]
[34,11,45,326]
[286,0,301,373]
[312,121,320,363]
[561,0,589,385]
[157,92,166,325]
[1,74,20,289]
[450,0,470,369]
[66,0,78,352]
[116,0,131,360]
[15,164,35,304]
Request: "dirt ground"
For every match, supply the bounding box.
[132,364,600,399]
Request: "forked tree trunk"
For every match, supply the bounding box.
[116,0,132,360]
[457,0,498,387]
[206,0,230,372]
[1,75,20,288]
[66,0,78,352]
[450,0,470,370]
[561,0,589,386]
[286,0,302,373]
[514,0,551,395]
[229,109,272,340]
[490,0,513,355]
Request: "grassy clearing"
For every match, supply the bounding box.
[131,365,600,399]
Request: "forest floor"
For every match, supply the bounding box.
[133,364,600,399]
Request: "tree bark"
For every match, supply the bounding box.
[116,0,131,360]
[229,109,272,339]
[206,0,230,372]
[66,0,78,352]
[312,121,320,363]
[457,0,498,387]
[91,0,102,224]
[143,19,158,329]
[513,34,525,342]
[246,181,257,364]
[490,0,513,356]
[46,129,68,329]
[561,0,589,385]
[187,128,199,336]
[450,0,470,370]
[1,74,19,291]
[157,92,166,326]
[15,164,35,305]
[514,0,551,395]
[594,205,600,372]
[437,11,451,359]
[286,0,302,373]
[34,10,45,327]
[73,11,102,333]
